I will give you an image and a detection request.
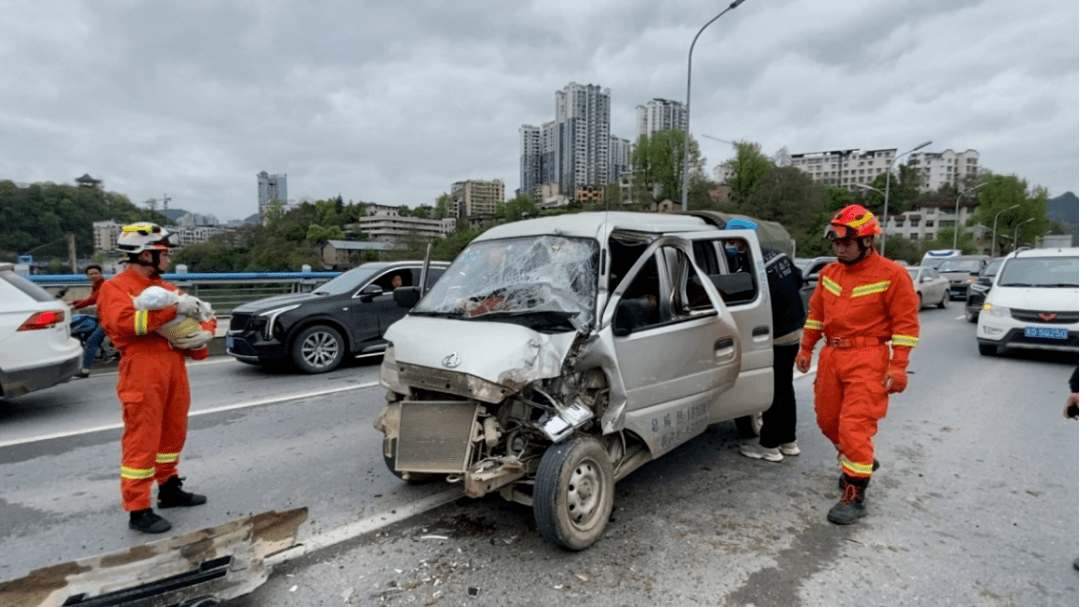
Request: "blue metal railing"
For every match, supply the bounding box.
[29,272,342,315]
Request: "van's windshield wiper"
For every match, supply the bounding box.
[997,282,1033,287]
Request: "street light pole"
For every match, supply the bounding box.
[952,182,986,250]
[1012,217,1035,252]
[681,0,747,212]
[881,140,932,257]
[991,204,1020,256]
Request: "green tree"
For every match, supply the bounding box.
[967,174,1048,255]
[496,193,539,223]
[724,142,775,207]
[431,227,485,262]
[630,129,703,205]
[864,165,921,217]
[435,194,453,219]
[882,235,923,265]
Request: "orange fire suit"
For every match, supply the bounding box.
[97,267,215,512]
[801,249,919,479]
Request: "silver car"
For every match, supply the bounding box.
[907,266,950,309]
[374,212,777,549]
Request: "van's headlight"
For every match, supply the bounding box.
[380,341,405,394]
[983,303,1010,318]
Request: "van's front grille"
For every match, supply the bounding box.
[396,401,480,474]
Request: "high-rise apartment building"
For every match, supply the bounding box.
[257,171,287,218]
[520,82,618,200]
[609,135,631,187]
[635,98,687,139]
[451,179,505,218]
[788,148,980,193]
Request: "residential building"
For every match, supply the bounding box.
[257,171,287,218]
[319,240,398,269]
[882,199,986,248]
[609,135,631,186]
[907,149,980,192]
[92,220,124,254]
[450,179,504,219]
[788,147,981,193]
[635,98,687,139]
[348,215,457,244]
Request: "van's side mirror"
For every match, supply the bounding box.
[393,286,421,308]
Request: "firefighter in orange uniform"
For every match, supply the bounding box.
[96,223,216,534]
[795,205,920,525]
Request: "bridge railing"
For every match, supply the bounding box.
[28,272,342,316]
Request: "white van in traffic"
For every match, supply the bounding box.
[921,249,961,269]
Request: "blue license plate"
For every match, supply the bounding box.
[1024,327,1067,340]
[226,336,234,349]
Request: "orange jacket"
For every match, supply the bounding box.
[73,278,104,309]
[801,250,920,360]
[97,267,198,355]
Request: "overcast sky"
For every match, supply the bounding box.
[2,0,1077,222]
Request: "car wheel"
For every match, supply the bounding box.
[965,309,978,323]
[937,290,948,309]
[383,450,435,484]
[291,325,345,374]
[978,343,998,356]
[735,412,763,438]
[534,437,615,551]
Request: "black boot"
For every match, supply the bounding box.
[129,508,172,534]
[158,476,207,509]
[828,475,869,525]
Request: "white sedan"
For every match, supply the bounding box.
[0,263,83,398]
[907,266,950,309]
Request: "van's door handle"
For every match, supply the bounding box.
[714,337,736,361]
[752,326,770,337]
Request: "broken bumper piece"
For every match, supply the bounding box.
[0,507,307,607]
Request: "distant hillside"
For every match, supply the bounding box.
[1047,192,1078,223]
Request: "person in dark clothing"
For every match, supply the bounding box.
[725,219,807,462]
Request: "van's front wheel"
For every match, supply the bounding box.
[533,437,614,551]
[735,412,763,438]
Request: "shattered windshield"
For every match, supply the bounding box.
[414,236,599,331]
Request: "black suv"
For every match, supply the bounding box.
[964,257,1003,323]
[226,261,447,373]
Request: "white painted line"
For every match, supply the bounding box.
[0,382,379,449]
[266,489,463,566]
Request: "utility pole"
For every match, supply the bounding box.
[66,233,77,273]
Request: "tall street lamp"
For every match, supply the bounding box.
[991,204,1020,256]
[952,182,986,250]
[1012,217,1035,252]
[681,0,748,212]
[881,140,932,256]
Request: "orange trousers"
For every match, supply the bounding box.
[118,344,191,511]
[813,344,890,479]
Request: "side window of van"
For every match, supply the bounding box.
[691,238,759,306]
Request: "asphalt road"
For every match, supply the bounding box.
[1,304,1076,606]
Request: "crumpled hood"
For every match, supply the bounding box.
[385,315,579,388]
[990,286,1079,311]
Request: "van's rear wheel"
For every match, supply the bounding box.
[534,437,614,551]
[735,412,763,438]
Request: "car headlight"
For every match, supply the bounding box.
[983,303,1010,318]
[259,304,301,340]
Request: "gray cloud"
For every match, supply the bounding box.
[1,0,1075,221]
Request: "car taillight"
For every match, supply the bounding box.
[19,310,66,331]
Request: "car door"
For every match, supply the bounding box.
[603,237,741,456]
[681,229,775,422]
[348,269,407,352]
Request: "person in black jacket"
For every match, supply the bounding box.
[725,219,807,462]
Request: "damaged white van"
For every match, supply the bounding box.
[374,211,785,549]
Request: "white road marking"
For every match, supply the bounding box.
[0,382,379,448]
[266,489,463,566]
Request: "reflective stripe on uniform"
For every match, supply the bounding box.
[892,334,919,347]
[121,466,155,480]
[156,452,179,464]
[805,318,823,330]
[841,457,874,477]
[852,280,890,297]
[822,276,842,296]
[134,310,149,335]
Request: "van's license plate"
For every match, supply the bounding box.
[1025,327,1067,339]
